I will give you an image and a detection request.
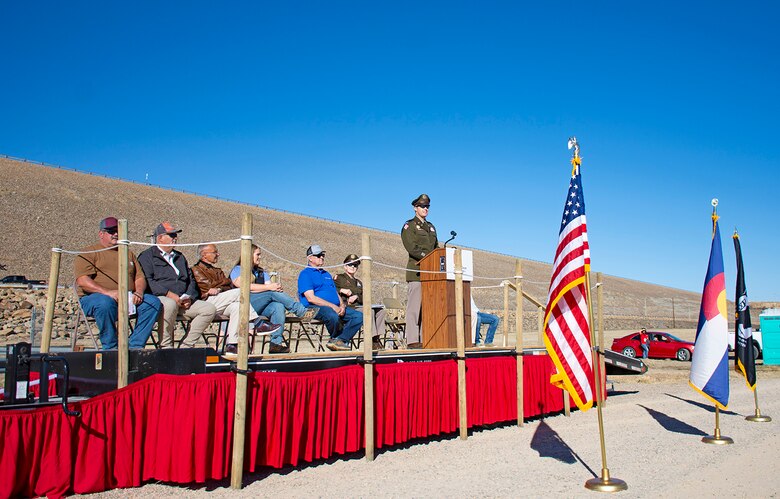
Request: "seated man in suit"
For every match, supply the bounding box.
[297,245,363,351]
[137,222,216,348]
[75,216,161,349]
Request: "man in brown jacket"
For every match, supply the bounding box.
[192,243,279,356]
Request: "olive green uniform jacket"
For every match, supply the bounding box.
[334,272,363,308]
[401,216,439,282]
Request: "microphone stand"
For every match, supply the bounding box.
[444,231,457,249]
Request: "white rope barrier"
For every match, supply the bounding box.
[128,238,243,248]
[471,284,506,289]
[54,245,119,255]
[52,236,552,286]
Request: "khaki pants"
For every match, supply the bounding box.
[158,296,217,348]
[405,281,422,344]
[205,288,258,344]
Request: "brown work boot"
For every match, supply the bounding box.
[268,343,290,354]
[372,337,383,350]
[407,342,422,349]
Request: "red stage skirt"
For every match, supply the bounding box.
[0,354,564,498]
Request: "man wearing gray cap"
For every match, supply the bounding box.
[401,194,439,348]
[75,217,161,350]
[138,222,216,348]
[297,245,363,351]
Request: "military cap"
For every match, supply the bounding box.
[343,253,360,266]
[411,194,431,207]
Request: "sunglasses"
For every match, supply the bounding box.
[166,233,178,239]
[346,263,359,268]
[102,228,118,235]
[418,205,430,209]
[313,254,325,258]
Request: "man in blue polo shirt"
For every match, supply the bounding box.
[297,244,363,351]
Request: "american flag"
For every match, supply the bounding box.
[543,158,594,411]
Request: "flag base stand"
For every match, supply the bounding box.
[702,406,733,444]
[702,434,733,445]
[585,470,627,493]
[746,391,771,422]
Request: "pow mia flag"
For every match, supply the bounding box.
[733,230,756,390]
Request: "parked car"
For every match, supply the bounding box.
[728,330,763,360]
[611,331,695,361]
[0,275,45,285]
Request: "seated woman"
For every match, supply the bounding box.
[230,245,311,354]
[333,253,386,350]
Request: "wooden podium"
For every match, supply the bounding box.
[419,247,472,349]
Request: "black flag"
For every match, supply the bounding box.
[733,231,756,389]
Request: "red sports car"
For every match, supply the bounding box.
[611,331,695,361]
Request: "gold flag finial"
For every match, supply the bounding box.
[568,136,581,173]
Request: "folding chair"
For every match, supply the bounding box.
[71,285,100,350]
[382,297,407,350]
[285,307,325,353]
[71,284,145,351]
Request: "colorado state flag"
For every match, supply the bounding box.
[689,214,730,409]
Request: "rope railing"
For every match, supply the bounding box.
[51,237,551,288]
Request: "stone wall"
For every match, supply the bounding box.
[0,286,86,347]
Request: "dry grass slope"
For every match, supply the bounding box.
[4,157,772,328]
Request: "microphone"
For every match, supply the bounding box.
[444,230,457,249]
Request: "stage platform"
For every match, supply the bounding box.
[1,347,567,498]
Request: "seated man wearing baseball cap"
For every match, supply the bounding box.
[297,245,363,351]
[138,222,217,348]
[75,217,162,350]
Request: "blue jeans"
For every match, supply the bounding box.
[316,306,363,342]
[80,293,161,349]
[641,344,649,359]
[249,291,304,345]
[475,312,500,344]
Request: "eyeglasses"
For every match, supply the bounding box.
[313,254,325,258]
[418,205,430,209]
[102,228,118,235]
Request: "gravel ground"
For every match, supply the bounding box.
[81,361,780,499]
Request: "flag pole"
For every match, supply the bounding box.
[747,389,771,422]
[701,200,734,445]
[732,229,771,423]
[563,138,625,493]
[584,269,626,492]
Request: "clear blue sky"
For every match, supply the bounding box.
[2,1,778,300]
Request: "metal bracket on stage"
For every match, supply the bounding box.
[230,364,253,375]
[449,352,467,361]
[2,342,80,417]
[40,354,81,417]
[355,357,376,365]
[511,349,525,357]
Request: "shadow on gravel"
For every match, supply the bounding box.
[607,390,639,397]
[664,393,740,416]
[638,404,707,436]
[530,420,597,477]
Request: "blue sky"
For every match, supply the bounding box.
[2,1,778,300]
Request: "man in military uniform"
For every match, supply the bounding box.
[401,194,439,348]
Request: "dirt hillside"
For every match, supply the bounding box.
[2,156,774,328]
